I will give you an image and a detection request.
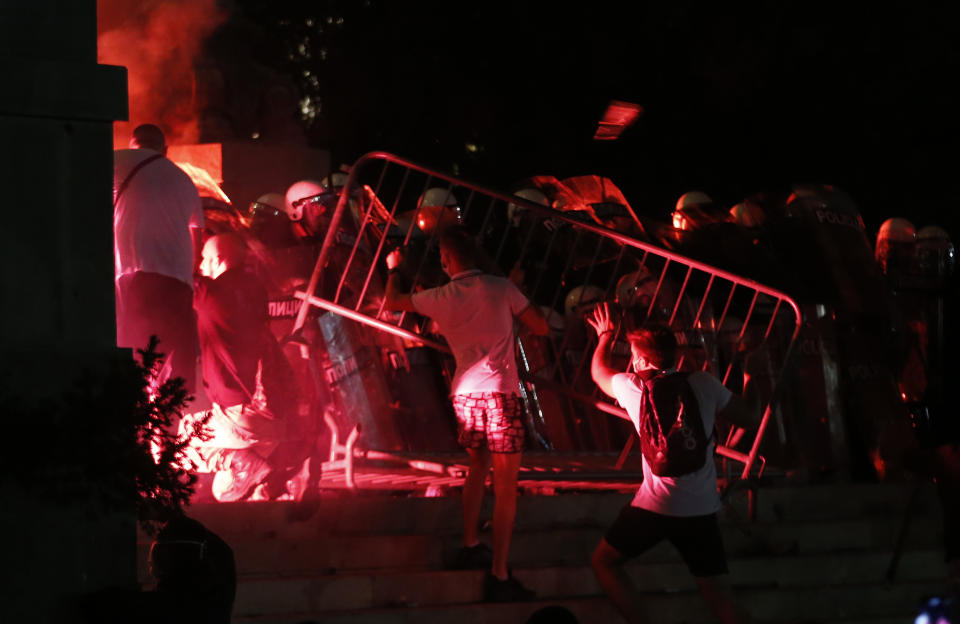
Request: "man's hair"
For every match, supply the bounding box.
[437,225,477,266]
[131,124,166,152]
[625,323,678,369]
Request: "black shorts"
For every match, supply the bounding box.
[604,505,728,577]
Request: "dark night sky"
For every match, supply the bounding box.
[231,0,960,237]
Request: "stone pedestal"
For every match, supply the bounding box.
[0,1,132,622]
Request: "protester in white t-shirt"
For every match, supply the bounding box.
[385,226,548,602]
[114,124,204,392]
[587,302,761,624]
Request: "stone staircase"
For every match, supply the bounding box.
[137,478,949,624]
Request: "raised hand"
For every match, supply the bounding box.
[586,301,615,337]
[386,248,403,270]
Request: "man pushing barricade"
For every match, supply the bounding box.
[586,302,762,624]
[180,233,311,502]
[383,225,549,602]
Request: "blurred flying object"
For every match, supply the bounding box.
[166,143,230,204]
[593,100,643,141]
[527,174,641,230]
[174,161,232,204]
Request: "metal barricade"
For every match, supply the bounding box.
[292,151,803,495]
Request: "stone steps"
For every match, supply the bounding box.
[230,579,946,624]
[164,480,939,539]
[138,514,943,578]
[137,480,940,549]
[134,478,948,624]
[226,551,947,614]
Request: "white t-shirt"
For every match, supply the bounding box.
[114,148,204,288]
[412,270,530,395]
[612,370,732,516]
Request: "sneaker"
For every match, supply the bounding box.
[285,456,317,503]
[211,450,272,502]
[483,572,536,602]
[448,543,493,570]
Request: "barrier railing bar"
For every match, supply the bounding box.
[372,160,389,198]
[476,194,498,245]
[335,162,391,304]
[372,168,413,319]
[294,290,452,354]
[460,188,479,222]
[569,242,627,389]
[292,151,805,487]
[763,299,783,340]
[544,227,587,367]
[715,282,738,344]
[337,152,801,322]
[493,213,513,267]
[668,266,694,327]
[530,225,565,301]
[335,189,382,305]
[721,290,761,385]
[646,258,672,321]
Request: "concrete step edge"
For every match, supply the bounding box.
[229,579,945,623]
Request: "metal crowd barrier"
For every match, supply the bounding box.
[292,151,803,499]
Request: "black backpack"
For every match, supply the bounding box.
[636,371,712,477]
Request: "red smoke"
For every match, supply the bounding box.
[98,0,227,149]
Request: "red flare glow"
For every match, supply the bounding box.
[97,0,227,149]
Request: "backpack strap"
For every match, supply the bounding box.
[638,370,672,451]
[113,153,163,207]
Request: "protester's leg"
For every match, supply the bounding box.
[154,276,197,395]
[453,394,492,548]
[592,506,665,623]
[670,513,751,624]
[591,538,648,624]
[490,450,522,579]
[485,393,527,579]
[463,446,492,547]
[116,272,154,354]
[695,575,752,624]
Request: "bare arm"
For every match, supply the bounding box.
[383,249,418,312]
[587,302,620,399]
[717,352,763,429]
[191,224,204,276]
[517,304,549,336]
[384,273,417,312]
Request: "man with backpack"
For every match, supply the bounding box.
[586,302,761,624]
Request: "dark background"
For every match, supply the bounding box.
[220,0,960,237]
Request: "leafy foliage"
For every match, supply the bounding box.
[0,337,209,535]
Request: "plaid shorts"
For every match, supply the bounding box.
[452,392,525,453]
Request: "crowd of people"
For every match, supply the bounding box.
[113,122,957,619]
[114,124,319,504]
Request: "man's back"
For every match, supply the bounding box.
[114,148,202,287]
[411,271,529,395]
[194,266,270,408]
[612,370,731,516]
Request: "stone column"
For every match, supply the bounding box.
[0,1,131,622]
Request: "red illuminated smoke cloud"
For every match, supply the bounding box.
[98,0,227,149]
